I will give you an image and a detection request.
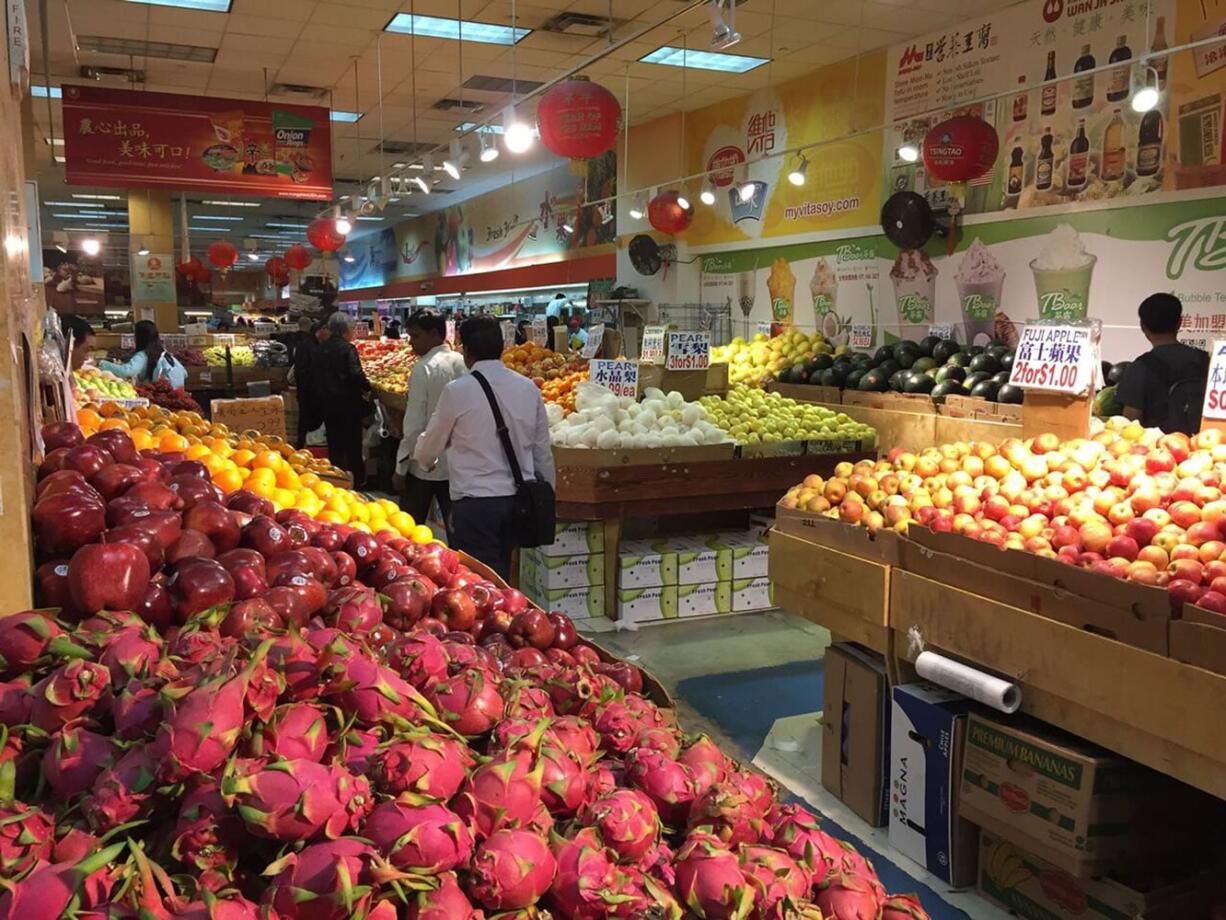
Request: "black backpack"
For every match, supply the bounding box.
[1139,349,1209,434]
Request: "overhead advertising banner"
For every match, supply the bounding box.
[884,0,1175,218]
[61,85,333,200]
[682,53,886,246]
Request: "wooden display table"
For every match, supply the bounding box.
[556,450,869,617]
[187,365,289,395]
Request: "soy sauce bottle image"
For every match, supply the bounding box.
[1107,35,1131,103]
[1072,44,1096,109]
[1036,129,1055,190]
[1137,108,1164,177]
[1041,51,1058,115]
[1066,119,1089,190]
[1007,146,1025,195]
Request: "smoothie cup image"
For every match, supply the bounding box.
[766,257,796,326]
[890,249,937,342]
[955,239,1005,346]
[809,257,838,331]
[1030,224,1096,320]
[736,269,756,335]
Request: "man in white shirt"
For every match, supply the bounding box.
[545,291,569,320]
[415,315,555,579]
[396,310,467,531]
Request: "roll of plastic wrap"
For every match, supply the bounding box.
[914,650,1021,713]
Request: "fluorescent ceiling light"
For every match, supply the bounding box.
[639,45,768,73]
[123,0,232,10]
[51,212,127,218]
[192,215,244,221]
[77,35,217,63]
[331,111,362,123]
[203,200,261,207]
[32,86,61,98]
[46,201,103,208]
[457,122,504,135]
[72,193,122,200]
[54,156,66,164]
[265,222,310,229]
[385,13,529,46]
[356,216,384,221]
[62,225,126,231]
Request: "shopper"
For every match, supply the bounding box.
[545,291,570,320]
[1116,293,1209,434]
[515,319,531,345]
[99,320,188,388]
[567,317,588,350]
[292,321,329,449]
[385,317,402,340]
[414,314,555,579]
[314,311,371,488]
[396,310,466,531]
[60,314,95,371]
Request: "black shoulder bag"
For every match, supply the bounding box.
[471,371,556,548]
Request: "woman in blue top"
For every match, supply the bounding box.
[99,320,188,389]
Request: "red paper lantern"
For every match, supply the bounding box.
[265,256,287,279]
[536,77,622,160]
[284,244,312,271]
[176,255,203,277]
[207,240,239,270]
[193,264,212,284]
[647,191,693,236]
[921,115,999,183]
[307,218,346,253]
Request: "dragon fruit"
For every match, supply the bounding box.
[882,894,931,919]
[738,844,811,919]
[362,801,473,874]
[42,727,118,799]
[454,748,549,839]
[0,678,31,727]
[550,715,601,766]
[0,841,125,920]
[688,786,769,847]
[0,611,87,677]
[592,761,620,798]
[770,804,843,883]
[679,735,729,798]
[81,744,160,833]
[539,740,595,817]
[593,702,637,754]
[579,789,661,864]
[816,873,885,920]
[736,770,776,817]
[0,761,53,877]
[623,748,696,827]
[428,667,506,736]
[545,667,609,717]
[263,837,382,920]
[111,681,163,740]
[97,625,162,686]
[501,681,555,722]
[466,829,557,910]
[405,872,482,920]
[266,630,323,701]
[222,759,371,842]
[674,833,756,920]
[247,702,329,762]
[607,867,684,919]
[241,656,283,722]
[28,660,110,731]
[325,586,384,632]
[323,653,437,727]
[622,692,672,727]
[170,889,264,920]
[368,730,472,800]
[492,717,543,751]
[386,633,449,690]
[327,725,385,775]
[171,783,244,874]
[634,725,682,757]
[546,827,625,920]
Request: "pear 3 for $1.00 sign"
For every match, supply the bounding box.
[1007,324,1098,395]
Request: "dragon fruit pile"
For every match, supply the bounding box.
[4,421,930,919]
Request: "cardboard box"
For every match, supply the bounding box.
[710,532,769,578]
[976,830,1212,920]
[666,536,731,584]
[677,582,732,617]
[526,584,606,620]
[730,577,774,612]
[889,683,979,887]
[618,540,678,588]
[520,549,604,589]
[617,585,679,622]
[536,520,605,558]
[959,712,1154,877]
[823,644,891,827]
[210,395,286,438]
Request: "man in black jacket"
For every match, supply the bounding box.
[313,312,371,487]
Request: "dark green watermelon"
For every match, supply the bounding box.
[844,369,864,390]
[932,339,960,363]
[1107,361,1130,385]
[935,365,967,383]
[997,383,1024,404]
[969,353,1001,374]
[859,370,888,391]
[904,373,936,394]
[948,351,973,368]
[872,345,894,364]
[888,369,911,391]
[810,353,834,371]
[1000,352,1014,372]
[917,335,941,357]
[931,380,966,397]
[991,371,1011,386]
[963,371,991,391]
[877,359,901,378]
[970,379,1001,401]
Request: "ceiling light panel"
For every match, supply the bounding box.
[331,111,362,123]
[123,0,231,10]
[639,45,768,73]
[385,14,530,46]
[77,35,217,63]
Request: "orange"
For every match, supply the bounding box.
[77,408,102,430]
[349,502,370,525]
[231,449,256,469]
[389,511,416,534]
[377,498,399,517]
[317,510,346,525]
[246,467,276,491]
[130,429,155,451]
[99,418,129,432]
[159,431,189,452]
[411,524,435,544]
[299,472,320,488]
[98,402,125,418]
[271,487,296,508]
[348,520,372,534]
[312,480,335,500]
[184,443,211,461]
[238,467,251,481]
[213,468,243,493]
[201,454,227,475]
[253,450,282,471]
[275,468,301,490]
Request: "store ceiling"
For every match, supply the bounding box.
[27,0,1018,259]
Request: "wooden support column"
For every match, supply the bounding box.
[128,190,179,331]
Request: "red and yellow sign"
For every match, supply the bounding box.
[62,85,333,201]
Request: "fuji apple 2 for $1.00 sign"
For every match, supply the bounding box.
[1202,342,1226,421]
[1007,324,1099,395]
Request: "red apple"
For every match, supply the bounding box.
[1105,535,1139,561]
[220,597,283,638]
[136,582,176,629]
[120,482,181,513]
[1169,501,1203,529]
[227,490,275,518]
[270,572,328,625]
[166,530,217,564]
[35,560,78,616]
[168,558,235,617]
[216,547,266,579]
[1197,590,1226,615]
[330,551,357,587]
[1171,542,1200,562]
[368,560,411,591]
[32,491,106,556]
[312,528,344,552]
[86,430,137,464]
[86,465,143,501]
[104,523,165,570]
[1052,525,1081,550]
[242,516,291,558]
[265,550,317,584]
[171,477,223,511]
[230,565,268,601]
[1076,551,1104,566]
[132,457,171,486]
[548,612,578,649]
[1124,518,1159,547]
[1210,575,1226,595]
[343,532,381,569]
[36,470,95,502]
[383,575,435,627]
[1169,558,1205,584]
[299,546,339,587]
[1127,560,1160,585]
[41,422,84,452]
[120,509,182,551]
[431,589,478,632]
[63,444,112,478]
[1200,541,1226,564]
[38,448,73,479]
[68,542,151,615]
[508,609,556,650]
[1167,578,1206,613]
[168,460,209,481]
[181,500,241,552]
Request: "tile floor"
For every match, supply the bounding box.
[583,610,1012,920]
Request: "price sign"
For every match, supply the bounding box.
[163,334,187,349]
[850,324,874,349]
[354,321,371,339]
[120,334,135,350]
[531,317,548,347]
[1007,324,1098,394]
[184,323,208,337]
[253,322,277,336]
[445,319,456,345]
[666,331,711,371]
[210,396,286,438]
[928,323,952,340]
[640,325,667,364]
[589,359,639,399]
[755,322,774,338]
[1202,341,1226,420]
[581,323,605,359]
[213,333,237,347]
[501,321,517,348]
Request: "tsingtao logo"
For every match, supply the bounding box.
[1041,0,1064,24]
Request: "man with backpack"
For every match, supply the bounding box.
[1116,292,1209,434]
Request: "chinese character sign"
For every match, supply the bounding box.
[1202,341,1226,421]
[501,321,516,348]
[589,359,639,399]
[531,318,548,347]
[581,324,605,359]
[666,331,711,371]
[850,324,875,349]
[1007,324,1098,394]
[640,326,667,364]
[62,85,333,200]
[131,252,176,303]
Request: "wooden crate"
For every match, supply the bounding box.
[890,569,1226,802]
[1169,604,1226,676]
[768,382,842,404]
[553,443,735,469]
[769,528,893,656]
[637,362,729,399]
